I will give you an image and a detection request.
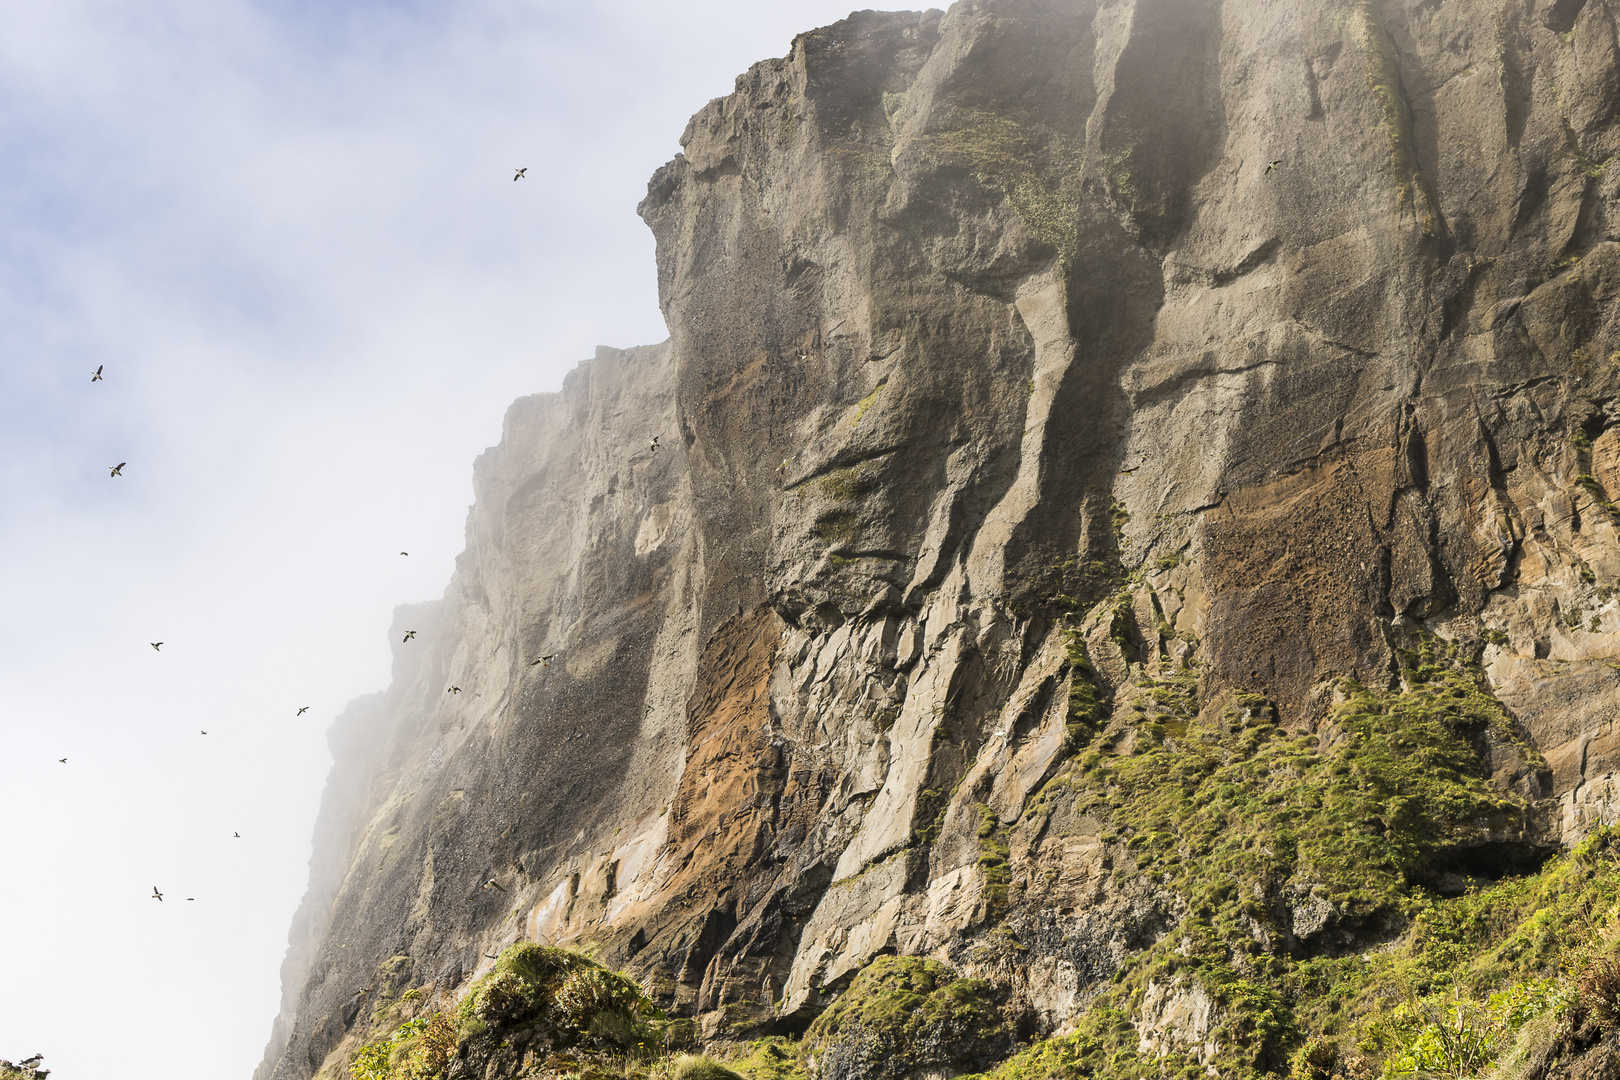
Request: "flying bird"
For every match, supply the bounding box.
[151,886,163,901]
[200,730,207,735]
[1265,159,1282,173]
[482,878,507,893]
[109,462,125,476]
[649,435,661,453]
[448,686,462,694]
[532,654,555,667]
[234,831,240,838]
[400,551,408,556]
[150,642,163,651]
[403,630,417,642]
[186,897,195,901]
[91,366,103,382]
[514,167,527,181]
[297,706,309,715]
[58,757,66,764]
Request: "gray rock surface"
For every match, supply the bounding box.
[258,0,1620,1075]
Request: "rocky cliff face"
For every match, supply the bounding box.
[259,1,1620,1077]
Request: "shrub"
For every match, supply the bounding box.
[1288,1035,1336,1080]
[349,1011,455,1080]
[1575,949,1620,1032]
[670,1054,747,1080]
[1372,982,1557,1079]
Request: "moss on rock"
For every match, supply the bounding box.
[807,955,1011,1080]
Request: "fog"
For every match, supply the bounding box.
[0,2,863,1075]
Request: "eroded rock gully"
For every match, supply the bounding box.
[259,1,1620,1076]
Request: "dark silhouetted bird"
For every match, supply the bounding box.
[91,366,103,382]
[200,730,207,735]
[297,706,308,715]
[58,757,66,763]
[109,462,125,476]
[448,686,461,694]
[186,897,194,901]
[400,551,408,556]
[150,642,162,651]
[234,831,240,838]
[151,886,163,901]
[514,168,527,180]
[403,630,416,642]
[1265,159,1282,173]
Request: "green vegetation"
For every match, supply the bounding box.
[813,509,861,545]
[1353,0,1432,218]
[848,382,886,429]
[668,1055,747,1080]
[919,107,1087,258]
[349,944,672,1080]
[972,634,1554,1080]
[976,802,1012,921]
[1061,632,1108,751]
[807,955,1011,1076]
[817,463,876,503]
[729,1039,808,1080]
[350,1013,457,1080]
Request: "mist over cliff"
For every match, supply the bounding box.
[259,1,1620,1077]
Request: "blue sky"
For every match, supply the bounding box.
[0,2,868,1075]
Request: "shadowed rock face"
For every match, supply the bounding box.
[260,1,1620,1076]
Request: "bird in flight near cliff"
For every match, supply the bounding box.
[150,642,162,651]
[91,365,103,382]
[151,886,163,901]
[649,435,660,453]
[403,630,417,642]
[1265,159,1282,173]
[448,686,461,694]
[297,706,308,715]
[532,654,555,667]
[513,168,527,181]
[482,878,507,893]
[109,462,125,476]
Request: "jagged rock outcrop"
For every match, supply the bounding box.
[259,0,1620,1076]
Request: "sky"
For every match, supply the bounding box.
[0,2,868,1075]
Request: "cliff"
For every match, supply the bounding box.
[259,1,1620,1078]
